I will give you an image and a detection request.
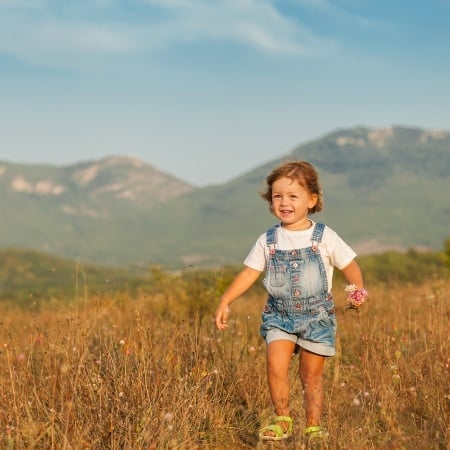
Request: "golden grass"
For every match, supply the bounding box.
[0,276,448,449]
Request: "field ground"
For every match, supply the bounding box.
[0,273,448,449]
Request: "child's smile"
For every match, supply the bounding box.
[271,177,317,230]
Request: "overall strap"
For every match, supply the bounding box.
[266,225,280,254]
[311,222,326,252]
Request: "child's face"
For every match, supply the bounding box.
[271,176,317,230]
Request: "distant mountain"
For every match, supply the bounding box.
[0,156,194,261]
[1,127,449,268]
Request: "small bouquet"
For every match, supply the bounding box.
[345,284,368,310]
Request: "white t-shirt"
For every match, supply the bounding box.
[244,222,356,290]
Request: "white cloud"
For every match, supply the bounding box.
[145,0,312,54]
[0,18,136,71]
[0,0,337,71]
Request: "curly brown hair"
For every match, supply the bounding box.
[259,160,323,214]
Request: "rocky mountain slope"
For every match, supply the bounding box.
[0,156,193,259]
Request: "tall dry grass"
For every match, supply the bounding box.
[0,272,448,449]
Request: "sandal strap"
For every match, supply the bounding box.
[261,424,284,436]
[304,425,323,435]
[275,416,293,424]
[259,416,294,440]
[275,416,293,435]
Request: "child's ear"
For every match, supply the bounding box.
[308,194,318,209]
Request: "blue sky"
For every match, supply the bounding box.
[1,0,449,186]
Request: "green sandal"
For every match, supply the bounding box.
[304,426,329,449]
[259,416,293,441]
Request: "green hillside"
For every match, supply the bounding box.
[1,126,449,268]
[0,248,147,305]
[1,246,448,306]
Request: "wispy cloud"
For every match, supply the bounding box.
[141,0,318,54]
[0,0,340,71]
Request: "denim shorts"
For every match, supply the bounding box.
[265,315,336,357]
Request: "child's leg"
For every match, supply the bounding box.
[298,349,325,427]
[262,339,296,436]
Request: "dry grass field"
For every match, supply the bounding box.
[0,270,448,449]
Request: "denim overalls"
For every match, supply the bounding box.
[260,223,337,356]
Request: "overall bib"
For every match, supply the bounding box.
[260,223,337,356]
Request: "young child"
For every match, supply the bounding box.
[214,161,367,445]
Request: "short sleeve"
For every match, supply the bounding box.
[323,227,357,269]
[243,233,267,272]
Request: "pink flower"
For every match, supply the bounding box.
[345,284,368,310]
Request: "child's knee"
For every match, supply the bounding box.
[301,370,323,387]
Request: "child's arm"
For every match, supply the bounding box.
[341,259,364,288]
[215,266,262,330]
[341,259,369,309]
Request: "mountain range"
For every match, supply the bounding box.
[1,125,449,269]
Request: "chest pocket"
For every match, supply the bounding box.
[266,259,289,287]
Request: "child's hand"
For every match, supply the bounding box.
[215,304,230,330]
[345,284,368,310]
